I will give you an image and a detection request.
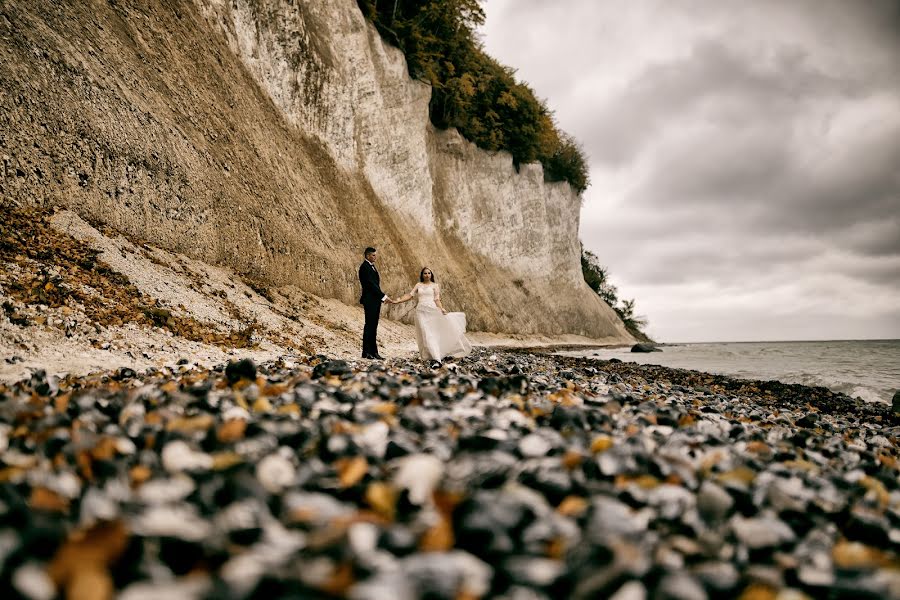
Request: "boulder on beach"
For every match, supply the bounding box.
[893,390,900,413]
[631,343,661,353]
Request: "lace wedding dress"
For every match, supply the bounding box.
[412,283,472,361]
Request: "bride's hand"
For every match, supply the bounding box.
[441,309,447,315]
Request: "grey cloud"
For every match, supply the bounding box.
[580,39,865,166]
[482,0,900,341]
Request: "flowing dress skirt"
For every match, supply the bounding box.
[414,305,472,361]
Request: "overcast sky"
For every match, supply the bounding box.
[481,0,900,342]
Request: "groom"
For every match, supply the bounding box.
[358,247,391,359]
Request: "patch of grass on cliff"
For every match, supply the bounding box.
[357,0,590,194]
[0,202,259,348]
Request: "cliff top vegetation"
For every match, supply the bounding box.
[581,248,653,342]
[356,0,590,193]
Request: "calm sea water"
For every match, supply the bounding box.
[559,339,900,404]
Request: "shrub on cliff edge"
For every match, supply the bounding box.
[356,0,590,193]
[581,248,652,341]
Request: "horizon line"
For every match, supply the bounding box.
[657,337,900,345]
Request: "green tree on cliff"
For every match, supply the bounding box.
[581,248,651,340]
[356,0,590,193]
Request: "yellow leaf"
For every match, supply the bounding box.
[337,456,368,488]
[590,436,613,453]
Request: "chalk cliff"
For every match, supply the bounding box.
[0,0,632,341]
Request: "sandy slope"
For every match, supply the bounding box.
[0,211,620,382]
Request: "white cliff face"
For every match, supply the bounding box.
[195,0,628,337]
[197,0,436,233]
[0,0,632,341]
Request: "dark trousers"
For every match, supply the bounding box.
[362,300,381,357]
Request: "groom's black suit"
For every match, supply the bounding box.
[359,260,385,358]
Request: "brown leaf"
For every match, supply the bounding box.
[66,566,114,600]
[30,487,69,512]
[368,402,398,416]
[54,392,71,413]
[737,584,777,600]
[556,495,588,517]
[91,437,118,461]
[165,414,215,433]
[365,482,398,521]
[47,520,129,591]
[716,466,757,487]
[319,562,355,596]
[677,414,696,427]
[546,537,566,559]
[745,441,771,455]
[832,540,886,569]
[615,474,660,490]
[336,456,368,488]
[212,451,243,470]
[217,419,247,443]
[129,465,152,487]
[561,450,584,470]
[419,513,454,552]
[590,436,613,453]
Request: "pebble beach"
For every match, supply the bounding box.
[1,349,899,599]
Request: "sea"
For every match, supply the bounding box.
[558,339,900,404]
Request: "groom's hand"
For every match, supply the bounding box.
[383,296,392,304]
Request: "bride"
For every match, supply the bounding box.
[390,267,472,362]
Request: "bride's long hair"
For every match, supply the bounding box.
[419,267,436,283]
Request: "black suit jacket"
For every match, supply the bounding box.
[358,261,384,305]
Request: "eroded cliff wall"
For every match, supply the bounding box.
[0,0,632,341]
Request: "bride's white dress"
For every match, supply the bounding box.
[412,283,472,361]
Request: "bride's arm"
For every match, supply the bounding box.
[391,283,417,304]
[434,285,447,314]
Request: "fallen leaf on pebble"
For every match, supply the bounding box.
[91,437,118,461]
[745,441,770,455]
[615,474,659,490]
[562,449,583,469]
[546,537,566,559]
[336,456,367,488]
[319,562,354,596]
[590,436,613,453]
[716,466,756,487]
[677,414,696,427]
[365,482,397,521]
[30,487,69,512]
[252,397,272,412]
[67,565,114,600]
[859,476,890,508]
[0,467,26,482]
[165,414,214,433]
[557,495,588,517]
[129,465,152,487]
[54,393,71,413]
[217,419,247,443]
[368,402,398,416]
[737,584,777,600]
[782,459,818,473]
[212,451,243,470]
[832,540,886,569]
[419,513,454,552]
[46,520,129,599]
